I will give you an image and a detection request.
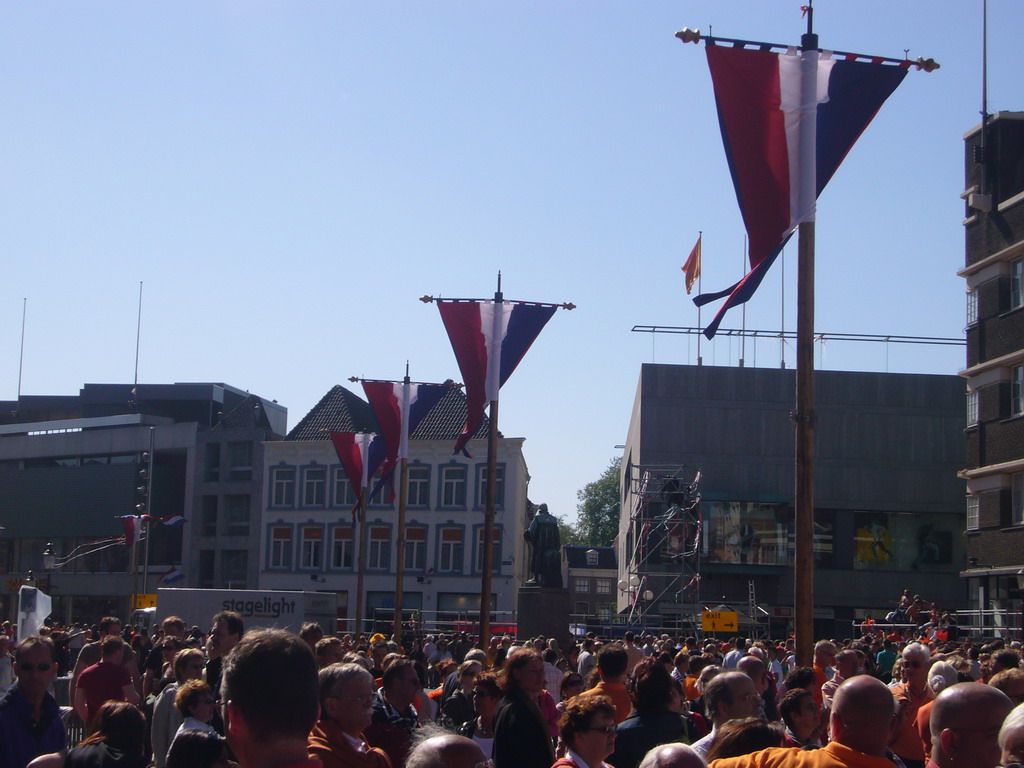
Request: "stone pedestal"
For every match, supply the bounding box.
[517,585,571,641]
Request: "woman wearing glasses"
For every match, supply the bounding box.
[553,695,617,768]
[459,672,502,757]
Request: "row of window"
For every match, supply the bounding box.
[965,258,1023,325]
[966,473,1024,531]
[965,365,1024,425]
[204,441,254,483]
[267,523,502,575]
[269,463,505,511]
[573,577,613,594]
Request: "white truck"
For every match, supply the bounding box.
[136,588,338,635]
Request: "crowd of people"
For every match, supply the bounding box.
[1,616,1023,768]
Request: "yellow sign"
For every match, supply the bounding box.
[702,611,739,633]
[133,593,157,609]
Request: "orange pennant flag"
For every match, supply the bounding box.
[682,234,701,294]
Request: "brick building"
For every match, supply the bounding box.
[959,111,1024,633]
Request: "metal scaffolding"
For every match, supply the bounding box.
[621,463,703,633]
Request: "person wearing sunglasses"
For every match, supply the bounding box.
[553,695,617,768]
[0,635,65,768]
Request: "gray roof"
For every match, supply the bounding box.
[564,545,617,569]
[286,384,495,442]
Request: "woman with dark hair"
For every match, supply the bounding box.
[557,671,586,713]
[459,672,502,757]
[63,702,147,768]
[703,717,784,762]
[611,658,687,768]
[493,649,555,768]
[552,695,617,768]
[165,730,233,768]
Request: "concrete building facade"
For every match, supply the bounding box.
[619,364,966,639]
[959,111,1024,634]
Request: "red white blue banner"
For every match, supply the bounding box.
[328,431,376,519]
[437,300,556,455]
[695,43,907,338]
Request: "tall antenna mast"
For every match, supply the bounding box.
[133,282,143,397]
[16,298,27,409]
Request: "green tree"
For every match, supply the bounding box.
[574,456,622,546]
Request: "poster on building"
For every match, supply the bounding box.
[853,512,955,571]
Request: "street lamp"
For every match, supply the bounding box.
[42,543,56,571]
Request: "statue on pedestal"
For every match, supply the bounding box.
[523,503,562,588]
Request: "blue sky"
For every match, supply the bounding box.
[0,2,1016,527]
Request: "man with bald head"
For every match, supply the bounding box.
[707,676,898,768]
[927,683,1013,768]
[405,734,487,768]
[637,743,704,768]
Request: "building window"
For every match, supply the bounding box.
[966,497,979,532]
[224,495,250,536]
[1014,473,1024,526]
[476,464,505,508]
[596,578,612,595]
[368,527,391,570]
[439,528,463,573]
[966,390,979,426]
[199,550,215,588]
[301,526,324,569]
[201,496,218,537]
[408,465,430,507]
[227,441,253,481]
[270,526,292,569]
[204,444,220,482]
[331,527,354,569]
[405,527,427,571]
[440,465,467,508]
[368,471,391,507]
[586,549,599,566]
[596,605,612,622]
[1012,259,1023,310]
[1013,366,1024,416]
[966,290,978,325]
[271,468,295,507]
[333,468,356,508]
[575,578,591,593]
[303,467,326,507]
[222,550,248,588]
[574,602,589,617]
[475,527,501,573]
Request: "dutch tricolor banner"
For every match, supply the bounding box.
[694,43,907,338]
[437,300,557,455]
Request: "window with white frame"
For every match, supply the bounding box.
[368,471,391,507]
[1013,366,1024,416]
[270,526,292,569]
[476,464,505,508]
[408,466,430,507]
[439,528,463,573]
[475,527,501,573]
[575,577,591,593]
[597,604,612,622]
[1014,473,1024,525]
[405,527,427,570]
[967,390,979,426]
[368,527,391,570]
[331,527,353,569]
[301,526,324,569]
[441,465,467,507]
[272,468,295,507]
[966,496,979,531]
[303,467,326,506]
[585,549,599,566]
[1012,259,1023,310]
[966,289,978,325]
[333,468,357,508]
[596,578,612,595]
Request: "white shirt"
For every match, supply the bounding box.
[691,726,716,759]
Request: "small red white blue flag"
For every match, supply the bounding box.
[120,515,142,548]
[694,43,908,338]
[328,431,376,520]
[437,300,557,455]
[157,566,185,584]
[362,380,450,498]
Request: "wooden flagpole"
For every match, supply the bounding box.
[354,439,370,638]
[392,368,412,643]
[793,8,818,668]
[480,275,503,648]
